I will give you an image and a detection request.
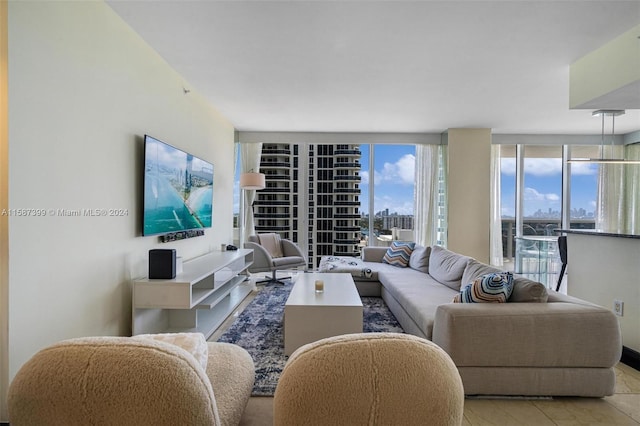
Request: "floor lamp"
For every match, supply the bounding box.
[239,171,266,247]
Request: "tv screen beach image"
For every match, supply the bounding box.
[143,136,213,236]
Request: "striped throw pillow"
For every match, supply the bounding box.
[382,241,415,268]
[453,272,514,303]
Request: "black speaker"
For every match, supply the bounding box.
[149,249,176,279]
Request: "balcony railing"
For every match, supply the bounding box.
[262,148,291,155]
[334,162,361,168]
[334,149,361,155]
[334,176,361,181]
[260,162,291,168]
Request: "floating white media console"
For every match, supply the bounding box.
[132,249,254,338]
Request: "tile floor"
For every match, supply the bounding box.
[214,280,640,425]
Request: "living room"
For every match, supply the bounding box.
[1,1,639,424]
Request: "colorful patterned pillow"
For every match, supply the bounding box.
[382,241,416,268]
[453,272,514,303]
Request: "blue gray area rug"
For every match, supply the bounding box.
[216,281,403,396]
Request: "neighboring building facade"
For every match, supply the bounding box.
[254,143,362,268]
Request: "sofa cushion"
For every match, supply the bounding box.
[428,246,471,290]
[378,269,459,339]
[510,276,549,303]
[453,272,514,303]
[382,241,415,268]
[409,245,430,273]
[461,259,502,288]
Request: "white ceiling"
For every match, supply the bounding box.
[107,0,640,135]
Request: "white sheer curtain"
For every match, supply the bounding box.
[240,143,263,243]
[414,144,441,247]
[438,145,448,247]
[489,144,503,266]
[624,143,640,234]
[596,145,625,233]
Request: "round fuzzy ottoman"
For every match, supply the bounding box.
[274,332,464,426]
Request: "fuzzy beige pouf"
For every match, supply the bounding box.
[8,336,254,426]
[274,333,464,426]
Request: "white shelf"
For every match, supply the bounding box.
[132,249,253,338]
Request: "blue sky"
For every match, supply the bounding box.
[359,144,416,216]
[501,159,598,218]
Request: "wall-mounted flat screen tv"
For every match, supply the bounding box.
[143,135,213,236]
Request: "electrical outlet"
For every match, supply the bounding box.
[613,300,624,317]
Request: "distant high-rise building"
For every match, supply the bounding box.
[254,143,362,268]
[382,214,413,230]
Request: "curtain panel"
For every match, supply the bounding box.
[490,145,503,266]
[414,144,442,247]
[625,143,640,234]
[596,145,625,233]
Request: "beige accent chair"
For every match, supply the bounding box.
[8,336,255,426]
[245,233,306,284]
[274,333,464,426]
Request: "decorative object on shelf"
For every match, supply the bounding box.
[568,110,640,164]
[240,170,266,190]
[314,280,324,293]
[148,249,176,279]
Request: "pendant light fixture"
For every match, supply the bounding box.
[568,110,640,164]
[239,170,266,190]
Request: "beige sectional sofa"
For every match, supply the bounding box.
[318,245,622,397]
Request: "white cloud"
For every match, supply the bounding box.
[378,154,415,184]
[501,158,562,177]
[501,157,597,176]
[501,158,516,175]
[360,170,369,185]
[570,162,598,176]
[524,187,560,202]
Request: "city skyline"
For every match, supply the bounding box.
[501,157,598,219]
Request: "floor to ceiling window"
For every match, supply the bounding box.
[569,146,599,230]
[518,145,563,287]
[499,142,601,288]
[522,145,563,235]
[358,145,370,249]
[237,142,421,267]
[369,145,416,246]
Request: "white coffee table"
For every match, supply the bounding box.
[284,272,363,356]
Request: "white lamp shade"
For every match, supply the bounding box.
[240,172,266,190]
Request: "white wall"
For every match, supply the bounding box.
[566,233,640,353]
[6,0,236,403]
[0,0,8,419]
